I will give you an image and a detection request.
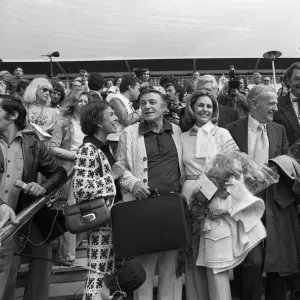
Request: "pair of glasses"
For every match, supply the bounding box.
[42,88,53,93]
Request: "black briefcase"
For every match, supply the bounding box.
[111,192,191,258]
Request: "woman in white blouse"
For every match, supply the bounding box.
[50,89,89,262]
[181,90,238,300]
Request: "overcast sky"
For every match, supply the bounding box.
[1,0,300,61]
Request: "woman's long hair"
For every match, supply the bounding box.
[59,89,88,116]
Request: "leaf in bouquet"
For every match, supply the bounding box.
[204,150,279,196]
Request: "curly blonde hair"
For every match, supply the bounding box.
[23,78,52,106]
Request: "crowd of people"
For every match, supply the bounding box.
[0,62,300,300]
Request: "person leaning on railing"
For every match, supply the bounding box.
[0,96,67,300]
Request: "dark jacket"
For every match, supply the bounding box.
[273,92,300,147]
[227,117,300,274]
[179,105,239,133]
[0,132,67,210]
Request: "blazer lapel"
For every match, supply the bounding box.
[280,94,300,136]
[233,118,248,153]
[266,122,278,159]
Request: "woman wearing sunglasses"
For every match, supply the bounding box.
[23,77,57,134]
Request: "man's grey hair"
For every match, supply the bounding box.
[247,85,276,106]
[253,72,262,78]
[195,75,218,93]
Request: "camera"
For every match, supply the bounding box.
[228,65,240,90]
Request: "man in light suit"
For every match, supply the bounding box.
[227,85,300,300]
[274,62,300,147]
[117,89,183,300]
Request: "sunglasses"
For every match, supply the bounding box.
[42,88,53,94]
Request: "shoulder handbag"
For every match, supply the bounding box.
[63,145,111,234]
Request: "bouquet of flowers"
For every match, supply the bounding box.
[189,150,279,243]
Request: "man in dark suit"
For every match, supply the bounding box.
[274,62,300,147]
[178,74,239,132]
[227,85,300,300]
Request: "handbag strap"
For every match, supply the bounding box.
[78,141,104,177]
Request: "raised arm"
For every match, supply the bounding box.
[110,97,142,126]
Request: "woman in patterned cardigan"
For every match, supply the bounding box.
[72,100,124,300]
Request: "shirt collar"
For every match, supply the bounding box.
[290,92,298,102]
[248,113,261,132]
[190,120,215,135]
[139,119,173,135]
[0,131,23,145]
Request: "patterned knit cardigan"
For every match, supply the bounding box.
[73,143,116,208]
[116,122,184,199]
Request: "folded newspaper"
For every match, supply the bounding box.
[30,123,52,140]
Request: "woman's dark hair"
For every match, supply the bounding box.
[16,80,30,93]
[81,100,110,136]
[52,82,65,103]
[113,76,122,86]
[0,96,27,130]
[120,75,138,93]
[184,90,219,126]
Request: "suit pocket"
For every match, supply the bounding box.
[205,226,233,263]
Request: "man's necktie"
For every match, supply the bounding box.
[254,123,269,164]
[292,98,300,119]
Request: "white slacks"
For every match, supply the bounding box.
[133,250,183,300]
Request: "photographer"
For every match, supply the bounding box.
[217,76,249,118]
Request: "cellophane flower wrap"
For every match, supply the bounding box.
[188,150,279,245]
